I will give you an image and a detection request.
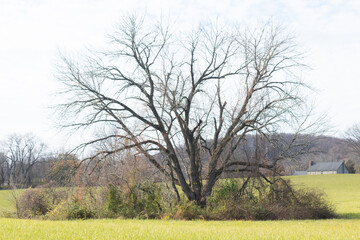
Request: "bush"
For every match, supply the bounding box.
[106,185,123,214]
[211,179,239,202]
[172,202,205,220]
[66,192,95,220]
[104,182,164,219]
[290,187,336,219]
[17,188,50,218]
[66,201,95,220]
[45,200,67,220]
[253,206,274,220]
[205,177,336,220]
[13,177,335,221]
[139,183,163,218]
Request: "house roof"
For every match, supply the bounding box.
[307,162,343,172]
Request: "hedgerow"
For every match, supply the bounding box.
[14,177,335,220]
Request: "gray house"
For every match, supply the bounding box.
[307,161,349,175]
[294,161,349,175]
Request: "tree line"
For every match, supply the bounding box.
[0,134,75,189]
[1,130,360,190]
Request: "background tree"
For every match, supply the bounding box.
[1,134,46,188]
[345,124,360,154]
[57,15,314,205]
[0,152,7,188]
[345,124,360,173]
[47,153,78,186]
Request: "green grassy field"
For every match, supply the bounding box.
[1,218,360,240]
[290,174,360,218]
[0,189,23,215]
[0,175,359,239]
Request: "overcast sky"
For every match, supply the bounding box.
[1,0,359,151]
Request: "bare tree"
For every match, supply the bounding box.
[2,134,46,188]
[57,15,313,205]
[344,124,360,173]
[0,152,7,188]
[46,153,78,187]
[345,124,360,154]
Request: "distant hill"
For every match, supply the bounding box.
[281,135,360,175]
[156,134,360,176]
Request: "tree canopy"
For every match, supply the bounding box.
[57,15,313,205]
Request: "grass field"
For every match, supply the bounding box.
[290,174,360,218]
[0,189,23,215]
[0,175,359,239]
[1,218,360,240]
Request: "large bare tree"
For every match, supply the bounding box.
[57,15,312,205]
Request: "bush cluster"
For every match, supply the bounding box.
[203,178,336,220]
[15,182,166,220]
[17,188,50,218]
[105,183,163,219]
[14,178,336,220]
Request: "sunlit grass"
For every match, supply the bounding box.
[289,174,360,218]
[1,218,360,240]
[1,175,360,239]
[0,189,23,215]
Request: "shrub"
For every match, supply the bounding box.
[66,196,95,220]
[172,202,205,220]
[13,177,335,221]
[205,177,335,220]
[211,179,239,202]
[104,182,164,219]
[106,185,123,214]
[45,200,67,220]
[253,206,274,220]
[43,188,69,206]
[289,187,336,219]
[139,183,163,218]
[66,202,95,219]
[17,188,50,218]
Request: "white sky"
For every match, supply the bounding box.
[0,0,359,151]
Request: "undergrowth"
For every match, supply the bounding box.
[12,177,335,220]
